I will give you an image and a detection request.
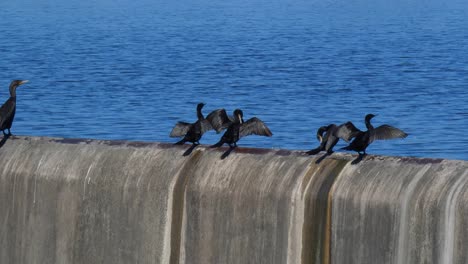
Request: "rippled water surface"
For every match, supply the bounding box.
[1,0,467,160]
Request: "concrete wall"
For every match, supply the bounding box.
[0,136,466,264]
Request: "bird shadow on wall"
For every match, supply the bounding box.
[221,147,235,159]
[311,151,365,165]
[315,152,330,164]
[351,153,365,164]
[0,134,10,148]
[183,144,198,156]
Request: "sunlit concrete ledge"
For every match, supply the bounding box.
[0,136,466,264]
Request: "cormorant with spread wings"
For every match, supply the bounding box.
[208,109,272,148]
[169,103,214,146]
[341,114,408,157]
[306,122,360,155]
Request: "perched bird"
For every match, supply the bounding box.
[169,103,214,145]
[209,109,272,148]
[341,114,408,156]
[306,122,359,155]
[0,80,28,136]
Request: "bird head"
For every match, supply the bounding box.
[233,109,244,124]
[197,102,205,110]
[10,80,28,88]
[365,113,376,121]
[9,80,28,96]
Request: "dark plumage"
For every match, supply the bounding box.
[169,103,213,145]
[209,109,272,148]
[0,80,28,136]
[306,122,359,155]
[341,114,408,156]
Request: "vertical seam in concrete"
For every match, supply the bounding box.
[168,150,203,264]
[323,161,347,264]
[326,160,353,264]
[440,170,468,264]
[33,158,43,205]
[395,165,431,264]
[300,160,347,264]
[286,162,318,264]
[324,184,332,264]
[12,169,17,214]
[300,163,322,264]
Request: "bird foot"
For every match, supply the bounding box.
[351,153,366,165]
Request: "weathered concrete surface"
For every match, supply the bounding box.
[0,136,466,264]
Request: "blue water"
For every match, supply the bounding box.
[1,0,467,160]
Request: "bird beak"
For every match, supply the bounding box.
[19,80,29,85]
[317,134,323,143]
[238,114,243,124]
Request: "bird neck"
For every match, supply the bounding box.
[318,126,327,136]
[234,115,243,124]
[9,85,17,97]
[365,119,374,130]
[196,107,204,120]
[317,126,327,142]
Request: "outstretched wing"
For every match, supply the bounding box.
[335,122,362,142]
[239,117,273,138]
[169,122,192,137]
[369,125,408,143]
[206,109,232,133]
[200,119,214,134]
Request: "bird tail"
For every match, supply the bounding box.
[305,147,321,155]
[174,139,186,145]
[210,140,224,148]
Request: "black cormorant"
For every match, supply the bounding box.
[341,114,408,157]
[169,103,214,145]
[306,122,359,155]
[0,80,28,136]
[209,109,272,148]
